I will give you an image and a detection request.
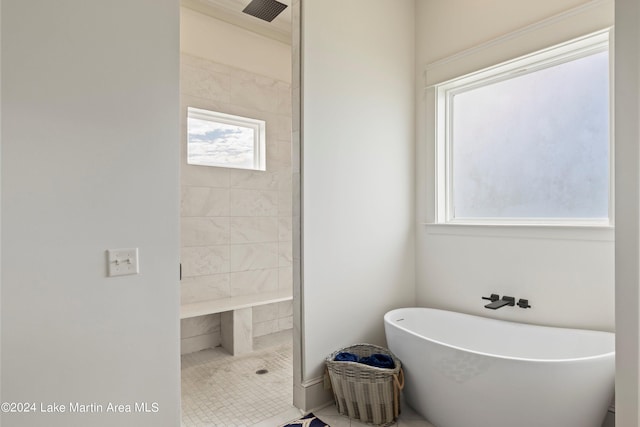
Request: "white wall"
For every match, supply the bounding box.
[415,0,616,332]
[300,0,415,385]
[419,0,591,64]
[1,1,180,426]
[181,7,291,83]
[0,0,3,404]
[614,0,640,424]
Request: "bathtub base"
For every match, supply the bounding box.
[397,345,612,427]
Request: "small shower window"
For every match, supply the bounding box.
[187,107,266,171]
[435,30,611,226]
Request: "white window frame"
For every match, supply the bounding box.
[434,29,613,227]
[187,107,266,171]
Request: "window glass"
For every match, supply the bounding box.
[187,107,265,170]
[438,35,610,224]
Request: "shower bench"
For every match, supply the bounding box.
[180,289,293,356]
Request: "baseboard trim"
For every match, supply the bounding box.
[293,376,333,413]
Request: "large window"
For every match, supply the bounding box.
[187,107,266,171]
[435,31,611,226]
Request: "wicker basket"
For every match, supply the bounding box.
[325,344,405,426]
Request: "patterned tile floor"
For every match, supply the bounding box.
[181,330,435,427]
[181,331,299,427]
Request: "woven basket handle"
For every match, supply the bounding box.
[393,368,405,418]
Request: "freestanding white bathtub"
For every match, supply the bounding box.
[384,308,614,427]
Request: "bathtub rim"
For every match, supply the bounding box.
[384,307,615,364]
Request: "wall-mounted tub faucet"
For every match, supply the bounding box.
[482,294,532,310]
[484,296,515,310]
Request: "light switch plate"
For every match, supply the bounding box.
[107,248,139,277]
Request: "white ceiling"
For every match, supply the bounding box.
[182,0,292,44]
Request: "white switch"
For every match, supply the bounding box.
[107,248,139,277]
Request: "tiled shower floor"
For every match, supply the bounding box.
[181,330,300,427]
[181,330,435,427]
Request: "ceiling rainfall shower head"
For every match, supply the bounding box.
[242,0,288,22]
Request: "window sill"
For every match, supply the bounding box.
[423,222,614,241]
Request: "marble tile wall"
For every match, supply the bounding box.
[180,52,293,353]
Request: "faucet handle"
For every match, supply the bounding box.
[517,298,531,308]
[482,293,500,302]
